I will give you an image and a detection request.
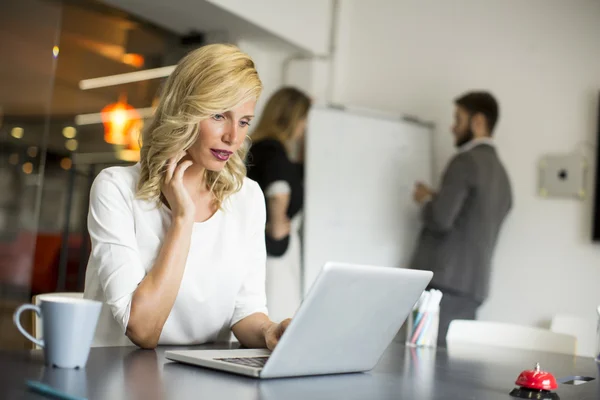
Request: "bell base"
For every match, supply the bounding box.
[509,387,559,400]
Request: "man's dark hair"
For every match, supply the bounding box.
[455,91,499,134]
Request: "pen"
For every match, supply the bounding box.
[26,380,87,400]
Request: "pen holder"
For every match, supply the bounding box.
[405,309,439,348]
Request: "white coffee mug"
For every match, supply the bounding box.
[39,365,89,398]
[13,296,102,368]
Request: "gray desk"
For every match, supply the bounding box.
[1,341,598,399]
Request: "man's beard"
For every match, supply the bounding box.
[455,116,474,148]
[455,129,474,148]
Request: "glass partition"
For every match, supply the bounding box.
[0,0,178,350]
[0,0,63,350]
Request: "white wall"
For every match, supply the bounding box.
[235,39,291,117]
[332,0,600,326]
[206,0,333,55]
[236,39,325,125]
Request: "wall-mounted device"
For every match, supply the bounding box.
[538,153,588,199]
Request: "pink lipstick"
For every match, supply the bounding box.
[210,149,232,161]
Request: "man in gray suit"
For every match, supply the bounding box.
[409,91,512,346]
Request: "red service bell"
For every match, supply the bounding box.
[509,363,559,400]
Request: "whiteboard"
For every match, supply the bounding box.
[302,106,433,294]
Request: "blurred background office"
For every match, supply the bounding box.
[2,0,600,354]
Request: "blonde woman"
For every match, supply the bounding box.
[83,44,290,349]
[246,87,311,323]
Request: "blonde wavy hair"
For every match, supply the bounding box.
[137,44,263,208]
[250,86,311,146]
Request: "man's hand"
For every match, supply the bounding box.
[263,319,292,350]
[413,182,435,204]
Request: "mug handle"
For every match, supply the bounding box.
[13,304,44,348]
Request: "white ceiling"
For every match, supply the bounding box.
[101,0,304,53]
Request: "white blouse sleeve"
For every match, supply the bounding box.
[265,180,291,197]
[87,171,146,333]
[230,182,269,326]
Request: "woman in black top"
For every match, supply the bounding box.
[246,87,311,322]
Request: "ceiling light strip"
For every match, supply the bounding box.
[75,107,155,125]
[78,65,176,90]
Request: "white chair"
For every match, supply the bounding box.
[446,320,577,356]
[550,314,597,358]
[31,292,84,349]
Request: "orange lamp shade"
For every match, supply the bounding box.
[101,100,140,145]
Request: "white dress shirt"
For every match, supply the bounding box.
[458,137,494,153]
[83,164,268,347]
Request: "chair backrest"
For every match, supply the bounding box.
[31,292,84,349]
[550,314,597,358]
[446,320,577,356]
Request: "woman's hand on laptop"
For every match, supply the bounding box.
[263,318,292,351]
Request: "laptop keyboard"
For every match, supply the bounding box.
[214,356,270,368]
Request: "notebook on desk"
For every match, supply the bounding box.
[165,262,432,379]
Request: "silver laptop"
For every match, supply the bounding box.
[165,262,432,379]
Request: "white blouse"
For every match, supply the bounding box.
[83,163,268,347]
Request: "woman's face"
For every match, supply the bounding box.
[187,99,256,171]
[292,117,307,141]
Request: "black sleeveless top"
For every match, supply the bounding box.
[246,139,304,256]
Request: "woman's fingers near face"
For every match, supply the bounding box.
[165,157,177,184]
[165,152,190,183]
[175,151,187,164]
[174,160,194,182]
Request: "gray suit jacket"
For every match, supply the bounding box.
[409,143,512,303]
